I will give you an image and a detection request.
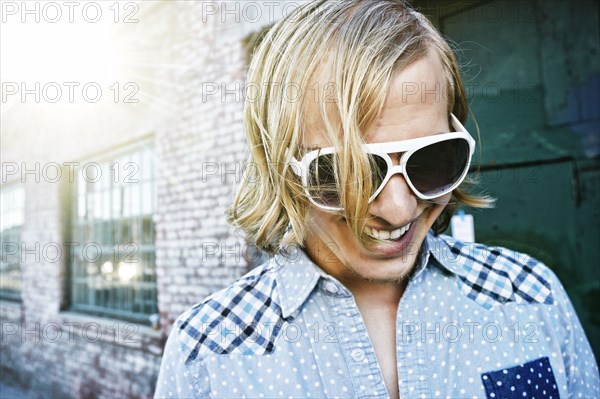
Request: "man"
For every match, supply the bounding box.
[155,1,599,398]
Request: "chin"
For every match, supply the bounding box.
[354,229,431,280]
[344,246,420,283]
[355,267,413,284]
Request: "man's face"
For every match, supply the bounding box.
[302,50,452,286]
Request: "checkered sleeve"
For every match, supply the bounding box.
[435,235,554,309]
[546,268,600,396]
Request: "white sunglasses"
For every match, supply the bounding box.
[289,114,475,211]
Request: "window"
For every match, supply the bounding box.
[70,141,157,324]
[0,184,25,301]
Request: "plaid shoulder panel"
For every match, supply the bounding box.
[176,263,285,363]
[436,236,554,310]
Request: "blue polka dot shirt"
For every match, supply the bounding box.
[155,232,600,398]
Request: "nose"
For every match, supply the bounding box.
[368,172,418,227]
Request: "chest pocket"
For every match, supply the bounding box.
[481,357,560,398]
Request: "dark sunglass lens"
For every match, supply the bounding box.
[407,139,469,196]
[307,154,340,207]
[307,153,388,207]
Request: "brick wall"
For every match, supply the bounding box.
[155,1,255,329]
[0,1,282,397]
[153,1,290,329]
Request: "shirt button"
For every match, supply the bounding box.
[351,349,365,362]
[324,282,338,294]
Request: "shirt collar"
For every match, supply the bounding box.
[272,235,434,319]
[424,231,469,277]
[273,231,553,316]
[272,246,327,319]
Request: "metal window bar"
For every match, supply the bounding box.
[70,142,157,325]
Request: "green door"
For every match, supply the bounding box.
[416,0,600,359]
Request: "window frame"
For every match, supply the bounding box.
[68,139,158,325]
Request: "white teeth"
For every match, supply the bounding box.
[365,222,412,240]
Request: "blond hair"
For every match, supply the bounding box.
[227,0,494,253]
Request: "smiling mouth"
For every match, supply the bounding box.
[364,222,412,240]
